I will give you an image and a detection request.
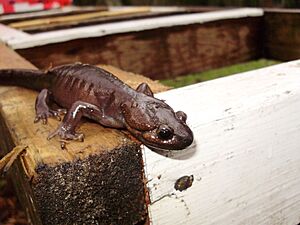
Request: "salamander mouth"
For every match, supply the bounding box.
[142,136,193,151]
[144,144,180,151]
[145,131,194,151]
[125,122,193,151]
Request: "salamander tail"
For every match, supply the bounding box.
[0,68,50,91]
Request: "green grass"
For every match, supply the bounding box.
[160,59,281,88]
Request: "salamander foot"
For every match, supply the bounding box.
[47,126,84,142]
[34,109,63,124]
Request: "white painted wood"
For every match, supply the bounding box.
[110,6,185,12]
[0,24,30,43]
[0,8,263,49]
[144,60,300,225]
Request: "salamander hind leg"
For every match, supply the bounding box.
[47,101,102,143]
[34,89,66,124]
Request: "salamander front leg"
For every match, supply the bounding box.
[34,89,65,124]
[48,101,102,143]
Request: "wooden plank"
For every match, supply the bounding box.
[0,6,108,24]
[0,8,263,79]
[0,24,30,44]
[0,6,186,24]
[19,11,191,34]
[0,43,169,224]
[264,9,300,61]
[2,7,218,34]
[144,60,300,224]
[4,8,263,49]
[9,7,151,29]
[16,16,263,80]
[0,42,35,69]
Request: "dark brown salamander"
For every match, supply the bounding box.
[0,63,193,151]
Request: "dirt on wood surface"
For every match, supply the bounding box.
[0,178,28,225]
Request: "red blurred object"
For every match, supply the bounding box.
[0,0,72,14]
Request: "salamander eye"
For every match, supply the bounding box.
[157,125,174,140]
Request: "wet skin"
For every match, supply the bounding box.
[0,63,193,150]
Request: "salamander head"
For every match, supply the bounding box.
[121,97,193,151]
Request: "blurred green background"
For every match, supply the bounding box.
[160,59,280,88]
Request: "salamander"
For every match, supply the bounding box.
[0,63,193,151]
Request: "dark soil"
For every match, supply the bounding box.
[0,178,28,225]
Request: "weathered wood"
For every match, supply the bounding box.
[0,6,217,35]
[19,10,190,34]
[0,8,263,79]
[144,60,300,224]
[0,6,108,24]
[16,15,263,80]
[0,42,169,224]
[264,8,300,61]
[9,7,151,29]
[2,7,217,34]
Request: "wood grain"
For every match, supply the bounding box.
[17,17,263,80]
[0,6,108,24]
[9,7,151,29]
[0,42,167,224]
[264,9,300,61]
[5,8,263,50]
